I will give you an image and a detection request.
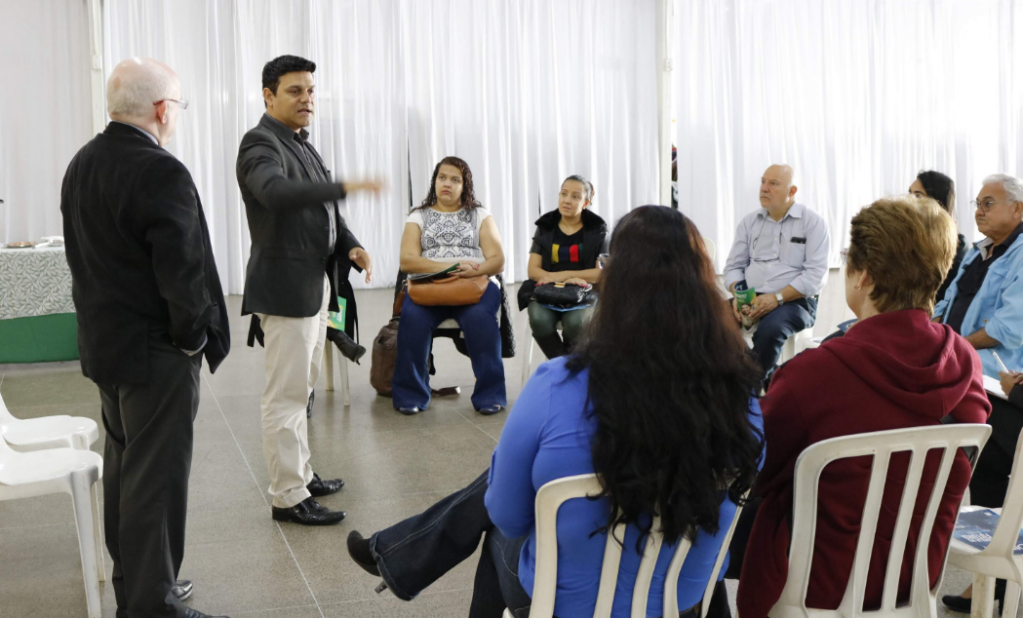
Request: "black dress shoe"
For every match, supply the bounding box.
[327,328,367,364]
[172,579,194,602]
[942,586,1005,615]
[271,497,346,526]
[397,406,423,415]
[475,405,504,415]
[182,609,229,618]
[941,595,972,614]
[307,472,344,497]
[347,531,381,577]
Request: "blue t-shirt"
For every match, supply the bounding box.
[485,357,763,618]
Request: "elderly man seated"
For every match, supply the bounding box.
[935,173,1023,614]
[724,164,830,381]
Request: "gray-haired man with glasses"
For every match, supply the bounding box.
[723,164,831,381]
[61,58,229,618]
[934,176,1023,612]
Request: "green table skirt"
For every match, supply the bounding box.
[0,313,79,363]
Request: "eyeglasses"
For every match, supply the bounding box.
[971,199,1001,212]
[154,98,189,110]
[597,253,610,270]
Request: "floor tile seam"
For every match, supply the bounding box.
[200,372,326,618]
[467,420,500,445]
[231,603,321,616]
[315,585,475,608]
[0,521,72,531]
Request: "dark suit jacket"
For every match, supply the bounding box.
[61,122,230,384]
[236,113,362,319]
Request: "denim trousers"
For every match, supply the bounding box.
[392,282,507,410]
[367,470,728,618]
[750,297,817,374]
[368,471,533,618]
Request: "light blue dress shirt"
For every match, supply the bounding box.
[723,202,830,297]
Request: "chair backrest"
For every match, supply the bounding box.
[703,238,717,265]
[965,428,1023,568]
[771,424,992,618]
[529,474,741,618]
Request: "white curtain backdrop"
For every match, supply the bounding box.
[0,0,92,245]
[98,0,660,292]
[402,0,660,284]
[675,0,1023,271]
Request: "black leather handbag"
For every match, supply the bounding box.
[532,282,594,309]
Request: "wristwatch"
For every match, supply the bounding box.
[775,292,785,305]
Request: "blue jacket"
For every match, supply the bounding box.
[935,233,1023,377]
[484,357,763,618]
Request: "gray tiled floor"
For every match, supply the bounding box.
[0,275,1000,617]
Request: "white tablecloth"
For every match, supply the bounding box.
[0,246,75,320]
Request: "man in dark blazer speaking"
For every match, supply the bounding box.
[237,55,381,526]
[61,58,229,618]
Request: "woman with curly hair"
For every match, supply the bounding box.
[393,156,507,415]
[348,206,765,618]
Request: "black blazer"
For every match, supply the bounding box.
[237,114,362,319]
[61,122,230,384]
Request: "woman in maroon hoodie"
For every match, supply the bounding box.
[736,196,991,617]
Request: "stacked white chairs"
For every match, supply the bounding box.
[0,391,105,618]
[507,473,744,618]
[769,424,991,618]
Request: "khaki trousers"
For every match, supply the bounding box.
[256,275,329,508]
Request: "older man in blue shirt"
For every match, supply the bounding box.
[933,173,1023,613]
[724,164,831,378]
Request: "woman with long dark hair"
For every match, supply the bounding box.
[347,206,765,617]
[910,170,967,300]
[393,156,507,414]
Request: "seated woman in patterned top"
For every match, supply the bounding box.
[393,156,507,416]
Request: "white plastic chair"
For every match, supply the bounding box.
[323,344,351,407]
[769,424,992,618]
[505,473,744,618]
[0,390,100,451]
[0,426,105,617]
[947,430,1023,618]
[742,325,815,364]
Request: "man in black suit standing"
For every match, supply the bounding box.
[61,58,229,618]
[237,55,381,526]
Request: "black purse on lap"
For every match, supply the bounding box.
[532,283,594,309]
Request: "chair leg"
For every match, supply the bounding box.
[90,482,105,582]
[340,356,351,407]
[973,574,998,618]
[70,469,103,618]
[1002,581,1021,618]
[521,320,534,387]
[324,343,335,391]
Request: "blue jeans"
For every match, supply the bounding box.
[392,282,507,410]
[750,297,817,375]
[366,471,715,618]
[368,471,532,618]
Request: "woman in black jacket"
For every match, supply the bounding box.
[517,175,609,359]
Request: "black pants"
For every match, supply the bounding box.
[98,338,202,618]
[971,396,1023,508]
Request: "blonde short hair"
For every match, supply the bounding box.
[846,195,957,314]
